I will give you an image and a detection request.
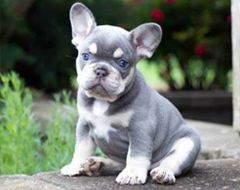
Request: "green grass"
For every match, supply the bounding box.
[0,72,77,175]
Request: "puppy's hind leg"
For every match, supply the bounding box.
[80,156,125,176]
[150,134,201,185]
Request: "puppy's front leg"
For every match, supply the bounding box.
[61,118,95,176]
[116,124,153,185]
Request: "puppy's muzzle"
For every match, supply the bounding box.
[94,67,109,78]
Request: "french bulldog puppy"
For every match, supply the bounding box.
[61,2,201,185]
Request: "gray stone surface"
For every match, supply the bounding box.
[191,120,240,159]
[1,159,240,190]
[0,175,64,190]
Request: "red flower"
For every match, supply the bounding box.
[151,9,165,23]
[164,0,176,5]
[226,15,231,24]
[195,44,206,57]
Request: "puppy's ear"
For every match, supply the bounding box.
[130,23,162,59]
[70,3,96,46]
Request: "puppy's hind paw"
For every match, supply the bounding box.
[150,167,176,185]
[80,157,103,176]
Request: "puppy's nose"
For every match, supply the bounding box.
[94,68,108,78]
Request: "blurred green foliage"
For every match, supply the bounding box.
[0,72,40,174]
[137,59,169,91]
[0,72,78,174]
[0,0,231,91]
[138,55,229,91]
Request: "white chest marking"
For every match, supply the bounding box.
[79,102,133,141]
[92,100,109,116]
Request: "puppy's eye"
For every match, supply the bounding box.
[118,59,129,69]
[81,53,90,61]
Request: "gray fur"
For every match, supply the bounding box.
[81,71,201,167]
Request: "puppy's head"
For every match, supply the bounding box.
[70,3,162,102]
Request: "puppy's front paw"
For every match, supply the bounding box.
[79,157,102,176]
[115,167,147,185]
[60,163,81,176]
[150,167,176,185]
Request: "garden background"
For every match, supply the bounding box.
[0,0,232,175]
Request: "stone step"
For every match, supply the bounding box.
[190,120,240,159]
[1,159,240,190]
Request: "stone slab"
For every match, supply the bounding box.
[190,120,240,159]
[1,159,240,190]
[0,175,64,190]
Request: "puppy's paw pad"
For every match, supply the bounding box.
[150,167,176,185]
[60,163,81,176]
[80,158,102,176]
[115,167,147,185]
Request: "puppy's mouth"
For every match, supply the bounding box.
[86,78,107,91]
[83,78,121,102]
[84,78,112,96]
